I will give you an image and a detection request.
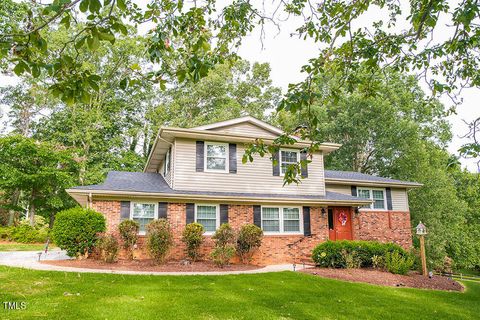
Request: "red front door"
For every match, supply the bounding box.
[329,207,353,241]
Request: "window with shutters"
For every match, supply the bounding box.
[357,188,386,210]
[280,149,299,176]
[261,206,302,234]
[131,202,157,235]
[205,142,229,172]
[195,204,220,233]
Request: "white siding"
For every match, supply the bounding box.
[160,146,174,188]
[208,122,278,138]
[173,138,325,195]
[325,184,351,195]
[391,188,409,211]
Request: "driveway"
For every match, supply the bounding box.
[0,250,304,275]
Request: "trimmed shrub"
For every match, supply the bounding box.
[9,224,49,243]
[118,220,139,260]
[97,233,119,263]
[312,240,409,269]
[211,223,236,267]
[236,224,263,264]
[182,223,204,261]
[211,246,236,267]
[371,254,384,269]
[52,207,106,257]
[385,251,414,275]
[146,219,173,264]
[0,227,12,240]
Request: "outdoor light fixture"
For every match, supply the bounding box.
[321,207,326,218]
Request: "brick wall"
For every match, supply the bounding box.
[353,210,412,249]
[91,200,412,265]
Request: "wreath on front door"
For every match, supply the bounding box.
[339,212,348,226]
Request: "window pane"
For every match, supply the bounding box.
[262,208,279,219]
[133,203,155,218]
[372,190,384,200]
[374,199,385,209]
[206,157,226,170]
[197,219,216,232]
[283,208,299,220]
[133,218,153,233]
[262,220,280,232]
[284,220,300,232]
[281,151,297,163]
[207,144,226,157]
[358,189,370,199]
[197,206,217,219]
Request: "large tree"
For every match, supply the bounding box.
[0,135,78,226]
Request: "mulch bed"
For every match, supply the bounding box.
[41,258,261,272]
[301,267,464,291]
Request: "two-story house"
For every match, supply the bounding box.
[67,116,421,264]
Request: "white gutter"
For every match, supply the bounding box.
[325,178,423,188]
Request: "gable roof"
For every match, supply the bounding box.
[324,170,422,187]
[193,116,284,136]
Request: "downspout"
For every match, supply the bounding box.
[88,193,92,209]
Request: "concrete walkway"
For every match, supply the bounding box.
[0,250,306,275]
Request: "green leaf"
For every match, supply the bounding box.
[87,35,100,51]
[89,0,102,13]
[31,64,41,78]
[79,0,89,13]
[119,78,128,90]
[117,0,126,11]
[98,32,115,42]
[13,60,29,76]
[130,63,141,70]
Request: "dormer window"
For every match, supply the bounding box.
[280,149,299,175]
[205,142,229,172]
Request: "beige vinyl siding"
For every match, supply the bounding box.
[325,184,351,195]
[391,188,409,211]
[208,122,278,138]
[173,138,325,195]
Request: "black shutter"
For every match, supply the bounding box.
[220,204,229,225]
[158,202,168,219]
[229,143,237,173]
[272,150,280,176]
[196,141,204,172]
[186,203,195,224]
[120,201,130,221]
[303,206,311,236]
[300,151,308,178]
[351,186,357,197]
[253,205,261,227]
[386,187,393,210]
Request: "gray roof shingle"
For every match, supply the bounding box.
[324,170,421,186]
[71,171,366,201]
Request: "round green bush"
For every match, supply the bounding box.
[312,240,408,269]
[147,219,173,264]
[118,219,139,260]
[52,207,106,257]
[236,224,263,263]
[182,223,205,261]
[212,223,235,247]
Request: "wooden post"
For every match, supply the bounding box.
[419,235,427,276]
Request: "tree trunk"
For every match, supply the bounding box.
[7,189,20,226]
[29,190,36,227]
[49,214,55,228]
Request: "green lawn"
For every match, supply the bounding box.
[0,267,478,319]
[0,243,48,252]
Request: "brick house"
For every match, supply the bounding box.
[67,116,421,265]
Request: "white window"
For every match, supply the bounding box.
[163,148,171,176]
[131,202,157,235]
[357,188,386,210]
[205,142,228,172]
[280,149,299,175]
[195,204,219,233]
[261,206,302,234]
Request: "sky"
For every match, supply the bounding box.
[1,0,479,171]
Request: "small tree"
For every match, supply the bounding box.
[118,220,139,260]
[182,223,204,262]
[146,219,173,265]
[236,224,263,264]
[52,207,106,257]
[211,223,236,267]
